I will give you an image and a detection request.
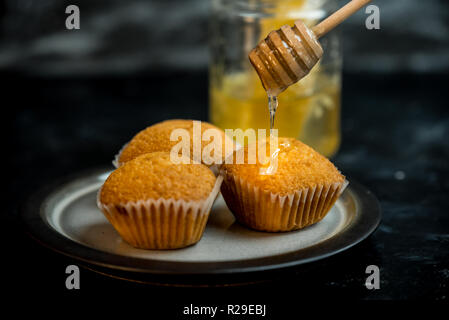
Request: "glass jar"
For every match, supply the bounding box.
[209,0,342,157]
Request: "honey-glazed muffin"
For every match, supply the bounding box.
[98,152,222,249]
[220,137,347,232]
[115,119,234,168]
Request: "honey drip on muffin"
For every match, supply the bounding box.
[259,138,291,176]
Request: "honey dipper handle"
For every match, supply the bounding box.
[311,0,372,38]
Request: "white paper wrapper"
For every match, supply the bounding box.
[97,175,223,249]
[112,141,129,168]
[220,172,348,232]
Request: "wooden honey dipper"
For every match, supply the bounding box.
[249,0,372,96]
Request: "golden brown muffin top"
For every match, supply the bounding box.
[100,152,216,204]
[118,119,234,166]
[221,137,345,195]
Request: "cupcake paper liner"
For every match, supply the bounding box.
[97,175,223,249]
[112,141,129,168]
[220,172,348,232]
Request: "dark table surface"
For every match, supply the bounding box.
[4,71,448,307]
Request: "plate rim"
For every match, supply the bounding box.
[21,167,382,275]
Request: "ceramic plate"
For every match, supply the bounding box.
[22,168,381,277]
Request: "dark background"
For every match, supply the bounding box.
[1,0,449,74]
[2,0,448,309]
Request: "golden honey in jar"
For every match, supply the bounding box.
[210,0,342,157]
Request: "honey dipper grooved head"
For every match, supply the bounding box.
[249,20,323,96]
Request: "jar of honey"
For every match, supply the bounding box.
[209,0,342,157]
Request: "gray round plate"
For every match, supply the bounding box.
[22,168,381,276]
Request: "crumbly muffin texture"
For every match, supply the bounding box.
[100,152,216,204]
[118,119,233,165]
[222,137,345,195]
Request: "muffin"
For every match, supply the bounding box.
[114,119,234,168]
[98,152,223,249]
[220,137,347,232]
